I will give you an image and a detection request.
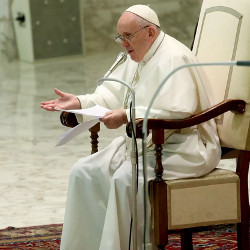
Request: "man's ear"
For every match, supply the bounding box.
[148,26,156,39]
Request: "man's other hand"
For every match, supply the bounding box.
[100,109,128,129]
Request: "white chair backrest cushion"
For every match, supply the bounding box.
[192,0,250,150]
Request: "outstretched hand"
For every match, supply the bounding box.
[100,109,128,129]
[40,88,81,111]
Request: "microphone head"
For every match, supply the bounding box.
[110,52,127,71]
[102,52,128,79]
[117,52,127,63]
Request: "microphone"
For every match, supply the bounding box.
[103,52,127,78]
[141,60,250,249]
[97,76,138,249]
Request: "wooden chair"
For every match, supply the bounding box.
[127,99,248,250]
[60,0,249,249]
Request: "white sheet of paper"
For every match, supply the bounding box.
[55,105,110,118]
[56,105,111,146]
[57,118,100,146]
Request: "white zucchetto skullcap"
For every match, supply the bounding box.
[125,5,160,27]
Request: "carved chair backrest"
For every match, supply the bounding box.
[192,0,250,151]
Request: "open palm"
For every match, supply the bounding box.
[41,88,81,111]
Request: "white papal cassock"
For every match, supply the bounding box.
[60,31,221,250]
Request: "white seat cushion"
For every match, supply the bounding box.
[166,168,240,229]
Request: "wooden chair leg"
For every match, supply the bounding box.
[236,151,250,250]
[151,129,168,249]
[237,221,249,250]
[89,122,100,154]
[149,180,168,249]
[180,228,193,250]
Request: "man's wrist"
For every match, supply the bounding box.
[76,97,82,109]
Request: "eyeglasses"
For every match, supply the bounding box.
[114,26,149,44]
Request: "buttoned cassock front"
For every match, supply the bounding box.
[60,31,221,250]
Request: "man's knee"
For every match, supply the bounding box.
[112,163,132,187]
[70,158,89,179]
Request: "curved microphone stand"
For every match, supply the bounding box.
[97,77,138,250]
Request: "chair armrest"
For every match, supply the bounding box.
[60,111,79,128]
[60,111,100,154]
[126,99,246,137]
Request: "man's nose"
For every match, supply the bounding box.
[121,39,130,47]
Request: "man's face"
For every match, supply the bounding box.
[117,12,152,62]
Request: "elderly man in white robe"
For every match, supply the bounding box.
[41,4,221,250]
